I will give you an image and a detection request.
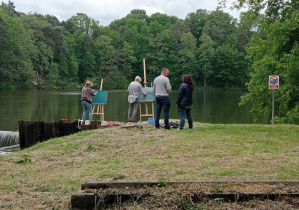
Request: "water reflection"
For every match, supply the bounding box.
[0,90,270,132]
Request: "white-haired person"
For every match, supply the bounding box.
[81,80,97,124]
[127,76,146,122]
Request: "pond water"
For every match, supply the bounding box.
[0,89,270,132]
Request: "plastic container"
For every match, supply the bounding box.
[148,117,155,125]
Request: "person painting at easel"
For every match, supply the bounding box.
[81,80,97,124]
[127,76,146,123]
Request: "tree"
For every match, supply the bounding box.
[177,32,199,87]
[184,9,209,42]
[126,9,149,22]
[237,0,299,124]
[170,21,189,55]
[0,6,34,89]
[197,34,215,88]
[20,13,59,88]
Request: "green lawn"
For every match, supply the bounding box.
[0,123,298,209]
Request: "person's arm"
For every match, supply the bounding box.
[139,85,146,95]
[91,88,97,96]
[176,85,184,106]
[166,78,172,93]
[127,83,130,93]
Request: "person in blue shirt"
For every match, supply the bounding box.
[176,74,194,130]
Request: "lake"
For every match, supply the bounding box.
[0,90,270,132]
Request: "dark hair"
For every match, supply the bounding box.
[182,74,194,85]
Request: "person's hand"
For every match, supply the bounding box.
[143,92,147,95]
[176,104,179,107]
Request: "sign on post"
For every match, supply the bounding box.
[269,75,279,125]
[269,75,279,89]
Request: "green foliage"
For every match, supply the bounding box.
[238,1,299,124]
[197,34,214,88]
[214,197,224,203]
[0,2,253,90]
[178,195,206,210]
[64,143,79,154]
[16,155,32,164]
[215,186,223,193]
[87,141,94,151]
[157,178,169,188]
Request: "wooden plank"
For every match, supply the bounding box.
[81,180,299,190]
[71,193,96,209]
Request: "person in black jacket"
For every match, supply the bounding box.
[176,74,194,130]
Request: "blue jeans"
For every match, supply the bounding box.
[179,107,193,130]
[155,96,171,129]
[82,100,93,121]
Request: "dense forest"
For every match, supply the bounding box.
[0,1,253,90]
[1,0,299,124]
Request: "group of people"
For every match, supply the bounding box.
[128,68,193,130]
[81,67,194,130]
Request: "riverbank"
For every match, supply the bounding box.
[0,122,298,209]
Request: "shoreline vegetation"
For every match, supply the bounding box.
[0,122,299,209]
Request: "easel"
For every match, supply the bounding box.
[139,58,155,122]
[92,79,104,121]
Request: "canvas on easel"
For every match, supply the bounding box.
[92,79,107,121]
[139,58,155,122]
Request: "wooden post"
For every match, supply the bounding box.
[18,120,82,149]
[25,122,36,148]
[272,89,275,125]
[36,121,45,142]
[64,122,73,135]
[90,121,98,129]
[73,121,80,133]
[92,78,105,121]
[143,58,147,87]
[57,121,66,137]
[139,100,155,122]
[100,78,103,91]
[81,124,91,131]
[18,120,26,150]
[44,122,56,140]
[92,104,104,121]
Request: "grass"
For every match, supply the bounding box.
[0,122,299,209]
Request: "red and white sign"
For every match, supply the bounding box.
[269,75,279,89]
